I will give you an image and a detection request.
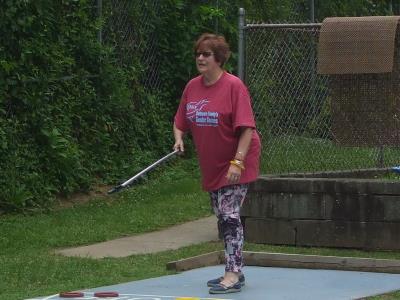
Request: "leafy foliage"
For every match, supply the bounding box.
[0,0,395,212]
[0,1,138,211]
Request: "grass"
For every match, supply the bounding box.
[260,135,400,174]
[380,172,400,181]
[1,155,400,299]
[0,157,211,300]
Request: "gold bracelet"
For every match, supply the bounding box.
[230,159,245,170]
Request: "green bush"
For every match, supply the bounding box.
[1,0,392,212]
[0,1,144,211]
[0,0,239,212]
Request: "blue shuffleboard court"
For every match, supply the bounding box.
[27,265,400,300]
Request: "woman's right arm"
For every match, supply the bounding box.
[173,123,185,152]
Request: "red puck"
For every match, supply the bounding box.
[94,291,119,298]
[59,291,84,298]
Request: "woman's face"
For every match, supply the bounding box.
[195,45,221,75]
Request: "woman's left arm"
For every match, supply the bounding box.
[235,127,254,160]
[226,127,254,184]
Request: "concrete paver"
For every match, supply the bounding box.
[56,216,218,258]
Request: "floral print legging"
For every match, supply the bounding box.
[209,184,248,273]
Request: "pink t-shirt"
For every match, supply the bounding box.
[174,72,261,191]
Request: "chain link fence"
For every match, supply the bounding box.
[99,0,162,91]
[243,21,400,175]
[96,2,400,176]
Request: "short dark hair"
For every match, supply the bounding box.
[194,33,231,67]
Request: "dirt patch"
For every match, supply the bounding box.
[55,185,113,209]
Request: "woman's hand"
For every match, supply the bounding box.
[173,139,184,153]
[173,123,185,153]
[226,164,242,184]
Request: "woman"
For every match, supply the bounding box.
[173,33,261,294]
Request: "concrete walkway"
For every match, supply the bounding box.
[56,216,218,258]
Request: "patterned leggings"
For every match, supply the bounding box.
[209,184,249,273]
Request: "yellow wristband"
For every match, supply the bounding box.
[230,159,245,170]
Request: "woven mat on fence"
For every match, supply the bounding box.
[317,16,400,74]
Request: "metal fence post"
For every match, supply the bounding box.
[97,0,103,44]
[215,0,219,33]
[238,8,245,81]
[310,0,315,22]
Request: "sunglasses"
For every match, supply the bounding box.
[195,51,214,58]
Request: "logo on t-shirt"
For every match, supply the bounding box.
[186,99,219,127]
